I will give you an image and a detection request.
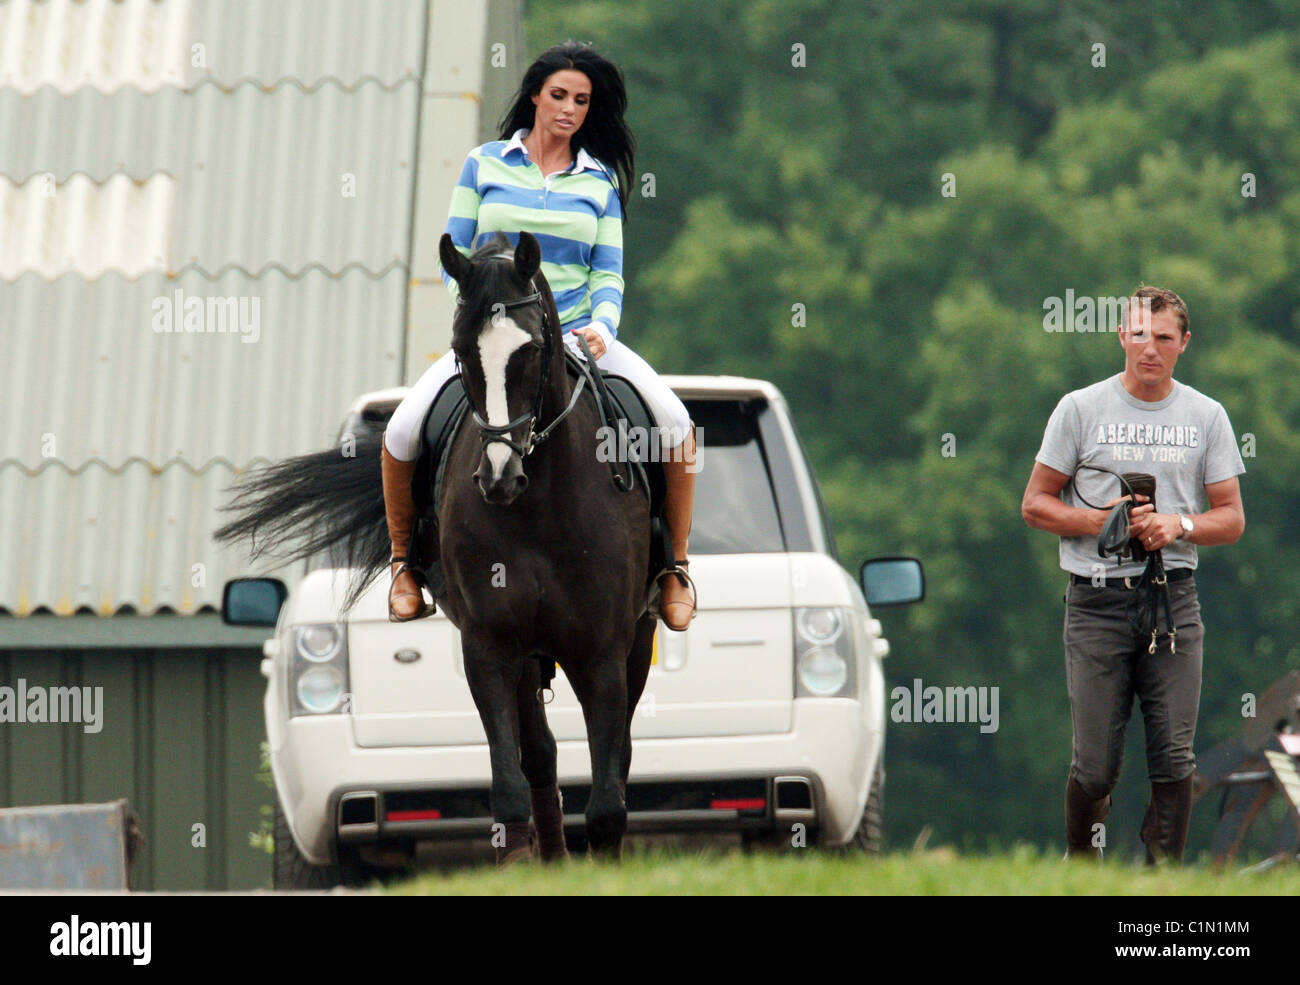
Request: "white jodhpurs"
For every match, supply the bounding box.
[383,332,693,463]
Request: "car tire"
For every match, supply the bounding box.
[848,756,884,854]
[273,797,343,890]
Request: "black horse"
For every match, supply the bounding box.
[216,232,656,863]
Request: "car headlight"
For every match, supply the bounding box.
[288,622,350,717]
[797,607,843,644]
[797,646,848,696]
[296,665,345,714]
[793,607,855,698]
[297,624,341,661]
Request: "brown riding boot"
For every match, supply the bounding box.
[380,443,433,622]
[1140,775,1194,864]
[1064,777,1111,860]
[658,424,698,632]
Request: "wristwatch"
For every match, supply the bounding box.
[1177,514,1194,540]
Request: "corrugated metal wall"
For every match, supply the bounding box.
[0,0,523,889]
[0,0,494,616]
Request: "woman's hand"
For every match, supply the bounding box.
[571,325,608,360]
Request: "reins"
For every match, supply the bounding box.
[1071,464,1178,654]
[453,264,587,461]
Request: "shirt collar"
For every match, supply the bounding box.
[504,128,602,174]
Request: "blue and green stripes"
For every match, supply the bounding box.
[440,130,624,335]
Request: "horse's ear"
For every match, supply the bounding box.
[440,234,470,286]
[514,232,541,281]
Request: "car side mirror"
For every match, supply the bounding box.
[859,557,924,607]
[222,578,288,627]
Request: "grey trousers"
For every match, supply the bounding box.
[1063,576,1204,800]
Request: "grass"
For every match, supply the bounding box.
[384,842,1300,896]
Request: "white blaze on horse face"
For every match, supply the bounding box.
[477,314,533,480]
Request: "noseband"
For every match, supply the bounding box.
[454,266,588,461]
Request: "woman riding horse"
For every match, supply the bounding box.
[381,41,698,630]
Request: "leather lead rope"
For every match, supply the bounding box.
[1070,464,1178,654]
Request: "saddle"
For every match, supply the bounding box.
[406,349,671,608]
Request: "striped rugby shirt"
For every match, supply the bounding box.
[441,127,624,338]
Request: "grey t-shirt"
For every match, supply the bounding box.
[1035,373,1245,578]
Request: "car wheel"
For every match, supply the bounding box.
[848,756,884,854]
[273,797,343,890]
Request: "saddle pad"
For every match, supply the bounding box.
[599,373,666,516]
[413,375,468,518]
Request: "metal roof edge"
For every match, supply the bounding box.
[0,611,270,649]
[0,259,409,285]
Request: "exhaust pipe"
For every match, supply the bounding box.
[773,776,816,825]
[337,791,379,841]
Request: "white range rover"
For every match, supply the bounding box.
[223,374,924,887]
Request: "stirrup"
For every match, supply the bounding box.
[654,559,697,629]
[389,556,434,622]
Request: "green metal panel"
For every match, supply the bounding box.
[0,644,271,891]
[223,655,270,889]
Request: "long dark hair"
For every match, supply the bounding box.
[498,41,635,219]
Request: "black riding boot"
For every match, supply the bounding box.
[1065,777,1111,859]
[1140,775,1194,864]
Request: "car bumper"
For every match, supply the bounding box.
[274,698,880,865]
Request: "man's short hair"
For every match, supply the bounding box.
[1125,285,1190,337]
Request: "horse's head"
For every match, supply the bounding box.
[440,231,555,505]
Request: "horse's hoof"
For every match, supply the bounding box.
[494,820,535,867]
[497,844,535,866]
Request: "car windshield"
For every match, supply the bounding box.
[683,398,786,554]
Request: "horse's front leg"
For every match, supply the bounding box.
[569,652,630,859]
[517,656,568,862]
[462,628,533,865]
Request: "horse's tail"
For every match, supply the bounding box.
[213,430,391,613]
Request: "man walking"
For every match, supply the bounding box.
[1022,286,1245,862]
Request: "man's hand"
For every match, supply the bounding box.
[1128,509,1183,552]
[1023,463,1130,538]
[1105,493,1150,511]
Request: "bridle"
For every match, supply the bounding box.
[453,262,588,460]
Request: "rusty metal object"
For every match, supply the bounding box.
[0,799,144,890]
[1192,671,1300,867]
